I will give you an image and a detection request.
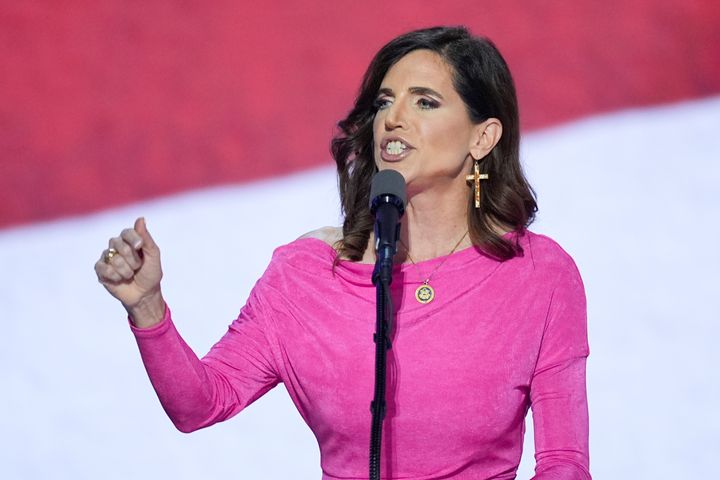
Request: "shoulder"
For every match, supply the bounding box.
[263,226,341,270]
[297,226,343,246]
[516,232,587,320]
[520,230,583,281]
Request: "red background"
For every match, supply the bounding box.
[2,0,719,229]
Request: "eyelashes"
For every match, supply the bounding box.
[373,96,440,111]
[417,97,440,110]
[373,98,392,111]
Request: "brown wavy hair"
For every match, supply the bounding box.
[331,26,537,262]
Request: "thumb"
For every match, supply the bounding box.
[134,217,160,256]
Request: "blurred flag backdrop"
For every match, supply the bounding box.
[1,1,719,479]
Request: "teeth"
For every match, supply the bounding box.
[385,140,407,155]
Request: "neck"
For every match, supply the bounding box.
[359,175,510,264]
[396,184,471,263]
[359,186,470,264]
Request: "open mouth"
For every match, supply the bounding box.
[380,138,414,159]
[385,140,407,155]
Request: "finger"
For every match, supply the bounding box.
[109,253,136,280]
[134,217,159,256]
[109,236,142,270]
[120,227,143,251]
[95,257,124,284]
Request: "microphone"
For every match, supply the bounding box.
[369,169,406,285]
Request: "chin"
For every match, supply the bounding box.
[376,161,406,175]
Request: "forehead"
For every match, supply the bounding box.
[380,49,455,90]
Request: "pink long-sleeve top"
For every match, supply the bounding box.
[131,230,591,479]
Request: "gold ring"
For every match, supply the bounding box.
[104,248,118,264]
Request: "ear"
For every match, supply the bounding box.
[469,118,502,160]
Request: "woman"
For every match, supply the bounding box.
[95,26,590,479]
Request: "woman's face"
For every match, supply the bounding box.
[372,49,481,193]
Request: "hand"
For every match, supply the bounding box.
[94,217,165,327]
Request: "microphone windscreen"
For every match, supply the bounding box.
[369,169,407,208]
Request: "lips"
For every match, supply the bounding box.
[379,136,414,162]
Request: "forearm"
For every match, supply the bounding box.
[130,306,239,433]
[530,354,591,480]
[531,461,592,479]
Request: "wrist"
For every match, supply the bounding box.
[125,291,165,328]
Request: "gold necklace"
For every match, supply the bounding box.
[399,231,469,304]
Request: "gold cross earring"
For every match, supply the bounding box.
[465,157,488,208]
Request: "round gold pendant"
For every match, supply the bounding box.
[415,283,435,304]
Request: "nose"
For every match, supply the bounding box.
[383,99,407,131]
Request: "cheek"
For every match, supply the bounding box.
[423,120,471,157]
[372,116,381,144]
[372,115,384,141]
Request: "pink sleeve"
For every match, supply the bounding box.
[529,263,592,480]
[130,289,280,433]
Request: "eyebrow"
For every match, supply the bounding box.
[377,86,445,100]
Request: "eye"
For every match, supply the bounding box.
[417,97,440,110]
[373,97,392,111]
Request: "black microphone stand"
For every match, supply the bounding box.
[369,196,402,480]
[369,253,393,480]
